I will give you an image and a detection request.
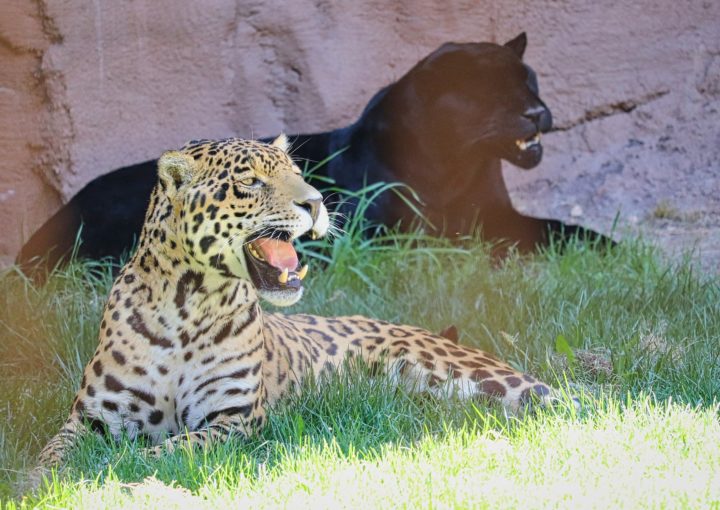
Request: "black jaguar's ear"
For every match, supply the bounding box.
[504,32,527,59]
[158,151,195,196]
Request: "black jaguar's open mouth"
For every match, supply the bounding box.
[515,132,541,152]
[506,131,543,169]
[244,234,308,294]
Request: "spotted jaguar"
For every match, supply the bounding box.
[38,136,561,469]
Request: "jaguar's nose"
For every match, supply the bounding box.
[522,106,544,125]
[294,197,322,223]
[523,105,552,132]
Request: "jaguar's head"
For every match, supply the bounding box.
[408,32,552,170]
[155,135,328,306]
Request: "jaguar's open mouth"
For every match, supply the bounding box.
[515,132,541,151]
[243,232,308,295]
[505,131,544,169]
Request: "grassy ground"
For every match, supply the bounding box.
[1,213,719,507]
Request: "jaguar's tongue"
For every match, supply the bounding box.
[252,237,298,271]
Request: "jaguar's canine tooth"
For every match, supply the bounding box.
[248,244,264,261]
[278,268,289,284]
[297,265,308,280]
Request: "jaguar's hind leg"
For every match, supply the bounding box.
[373,334,566,412]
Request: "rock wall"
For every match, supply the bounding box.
[1,0,719,266]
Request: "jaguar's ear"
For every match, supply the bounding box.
[270,133,290,153]
[158,151,195,196]
[504,32,527,59]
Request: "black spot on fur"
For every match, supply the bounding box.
[213,186,227,201]
[388,327,412,338]
[470,369,492,381]
[111,350,126,365]
[206,204,219,220]
[199,236,216,254]
[327,321,354,337]
[481,356,499,366]
[105,374,124,392]
[127,310,174,349]
[480,380,507,397]
[93,360,103,376]
[129,388,156,406]
[533,384,550,396]
[203,405,253,425]
[231,305,258,336]
[102,400,119,412]
[428,374,444,388]
[213,321,233,345]
[505,376,522,388]
[148,410,164,425]
[88,419,107,434]
[174,270,205,309]
[181,406,191,426]
[350,318,380,334]
[194,367,251,394]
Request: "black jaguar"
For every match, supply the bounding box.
[17,33,611,273]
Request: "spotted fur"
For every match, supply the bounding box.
[38,136,559,468]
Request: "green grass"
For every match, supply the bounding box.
[1,204,719,507]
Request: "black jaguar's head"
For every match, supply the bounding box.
[407,32,552,170]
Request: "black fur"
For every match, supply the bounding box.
[17,33,611,273]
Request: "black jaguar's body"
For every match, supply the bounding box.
[17,33,610,271]
[288,34,560,245]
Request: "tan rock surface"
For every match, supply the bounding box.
[1,0,718,269]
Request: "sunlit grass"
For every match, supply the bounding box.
[10,398,720,509]
[1,188,719,506]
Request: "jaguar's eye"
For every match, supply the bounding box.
[239,177,263,188]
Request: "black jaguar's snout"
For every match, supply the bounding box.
[295,197,322,223]
[523,105,552,133]
[522,106,544,122]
